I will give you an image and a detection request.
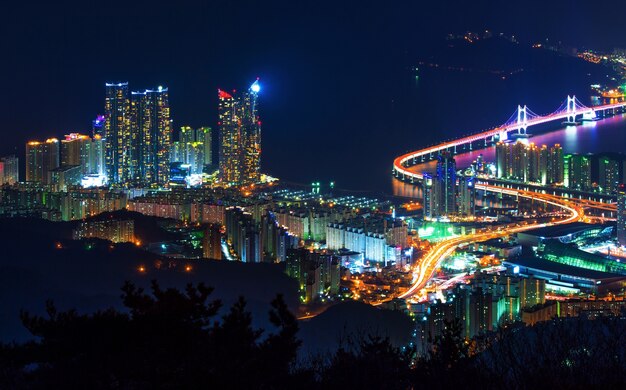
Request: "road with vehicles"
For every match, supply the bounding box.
[398,185,583,299]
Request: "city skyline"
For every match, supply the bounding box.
[3,1,626,387]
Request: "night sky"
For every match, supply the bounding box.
[2,0,625,182]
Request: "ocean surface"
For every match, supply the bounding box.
[259,63,623,197]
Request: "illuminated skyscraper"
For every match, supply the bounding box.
[436,152,456,215]
[511,141,528,182]
[457,169,476,217]
[130,87,171,185]
[0,155,19,185]
[26,138,60,184]
[196,127,213,166]
[547,144,564,184]
[104,82,131,184]
[422,172,435,219]
[218,79,261,186]
[598,157,619,194]
[564,154,591,191]
[61,133,91,173]
[495,141,510,179]
[618,185,626,246]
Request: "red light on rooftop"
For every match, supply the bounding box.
[218,90,232,99]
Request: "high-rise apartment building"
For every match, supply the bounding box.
[599,157,620,194]
[130,87,171,185]
[104,82,131,184]
[26,139,60,184]
[457,169,476,217]
[564,154,591,191]
[218,79,261,186]
[495,141,511,179]
[203,223,223,260]
[172,126,212,174]
[0,155,19,185]
[511,141,528,182]
[618,185,626,247]
[547,144,564,184]
[436,152,456,215]
[196,127,212,166]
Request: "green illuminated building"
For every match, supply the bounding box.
[540,240,626,275]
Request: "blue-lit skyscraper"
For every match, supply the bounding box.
[436,152,456,215]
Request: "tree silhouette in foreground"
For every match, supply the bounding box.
[3,283,626,389]
[0,281,300,389]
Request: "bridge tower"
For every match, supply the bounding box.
[566,95,577,123]
[516,105,528,134]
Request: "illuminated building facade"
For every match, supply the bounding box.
[130,87,171,185]
[172,126,212,175]
[598,156,619,194]
[0,155,19,185]
[547,144,564,184]
[26,139,60,184]
[196,127,212,166]
[618,185,626,246]
[104,82,131,184]
[285,248,340,303]
[61,133,106,179]
[61,133,91,173]
[72,219,134,243]
[510,140,528,181]
[203,223,223,260]
[564,153,591,191]
[92,115,105,137]
[457,169,475,216]
[495,141,510,179]
[435,152,456,216]
[218,79,261,186]
[49,165,82,191]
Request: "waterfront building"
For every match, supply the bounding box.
[457,168,476,217]
[510,140,528,182]
[104,82,131,184]
[598,156,620,194]
[564,153,591,191]
[495,141,510,179]
[26,139,60,184]
[526,143,547,184]
[218,80,261,186]
[436,151,456,215]
[618,184,626,247]
[0,155,19,185]
[547,144,564,184]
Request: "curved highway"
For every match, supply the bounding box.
[398,184,584,300]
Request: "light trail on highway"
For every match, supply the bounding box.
[398,184,583,299]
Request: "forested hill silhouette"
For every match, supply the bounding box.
[2,281,626,389]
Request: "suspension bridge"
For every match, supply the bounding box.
[393,96,626,183]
